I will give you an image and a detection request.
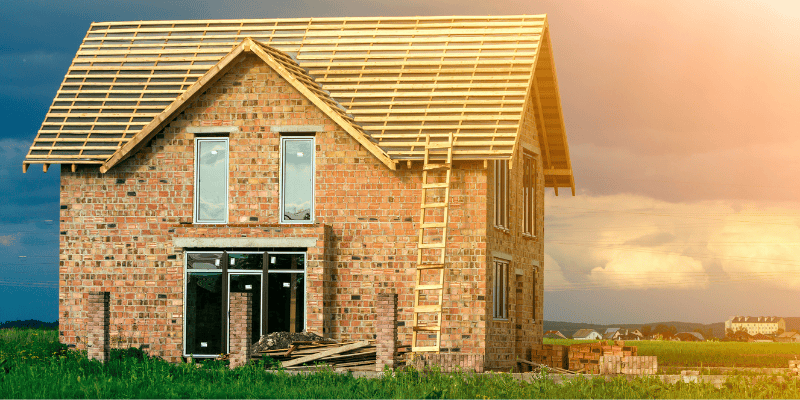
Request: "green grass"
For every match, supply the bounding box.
[544,338,800,368]
[1,328,800,398]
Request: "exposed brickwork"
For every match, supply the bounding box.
[485,83,545,370]
[568,342,638,374]
[599,355,657,375]
[375,293,398,371]
[57,53,542,364]
[86,291,110,362]
[229,292,253,369]
[409,353,485,373]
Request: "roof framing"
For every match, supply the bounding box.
[23,15,573,192]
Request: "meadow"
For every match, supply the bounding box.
[1,328,800,399]
[544,338,800,369]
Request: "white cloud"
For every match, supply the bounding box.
[545,193,800,291]
[0,234,18,246]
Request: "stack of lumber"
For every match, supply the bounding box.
[254,340,376,371]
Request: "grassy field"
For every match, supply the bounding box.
[1,328,800,399]
[544,338,800,368]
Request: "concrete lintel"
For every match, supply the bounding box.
[175,237,317,248]
[515,268,525,276]
[491,250,513,262]
[531,259,540,267]
[271,125,325,133]
[521,141,541,155]
[187,126,240,133]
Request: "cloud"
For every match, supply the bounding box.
[545,192,800,292]
[0,234,18,246]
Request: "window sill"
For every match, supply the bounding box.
[493,226,510,234]
[493,318,510,322]
[522,233,537,240]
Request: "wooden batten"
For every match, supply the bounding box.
[42,164,49,173]
[71,164,77,172]
[22,163,28,174]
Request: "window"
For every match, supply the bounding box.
[194,138,228,224]
[493,160,508,229]
[184,251,306,357]
[522,152,536,236]
[493,259,509,320]
[281,137,314,223]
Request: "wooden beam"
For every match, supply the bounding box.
[42,164,49,173]
[281,340,371,368]
[543,168,571,176]
[71,164,77,172]
[22,163,28,174]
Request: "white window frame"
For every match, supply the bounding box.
[193,137,229,224]
[494,159,509,230]
[522,152,536,236]
[493,258,509,320]
[280,136,315,224]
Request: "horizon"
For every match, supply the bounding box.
[2,1,800,325]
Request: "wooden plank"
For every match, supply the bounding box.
[414,305,441,313]
[281,340,371,368]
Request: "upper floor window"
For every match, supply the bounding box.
[493,258,509,320]
[523,152,536,236]
[194,138,228,224]
[281,136,314,223]
[494,160,508,229]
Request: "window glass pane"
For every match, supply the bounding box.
[267,272,305,333]
[197,140,227,222]
[228,253,263,270]
[185,272,223,355]
[187,252,223,270]
[269,253,305,270]
[282,139,313,221]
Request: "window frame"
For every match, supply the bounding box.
[493,159,509,230]
[493,258,509,320]
[280,136,315,224]
[193,137,229,224]
[522,151,536,237]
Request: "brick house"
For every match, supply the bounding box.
[23,15,574,371]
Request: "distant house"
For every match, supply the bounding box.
[750,333,774,342]
[602,328,620,340]
[619,329,643,341]
[543,330,568,340]
[572,329,602,340]
[777,331,800,342]
[728,331,752,342]
[674,332,704,342]
[725,316,785,336]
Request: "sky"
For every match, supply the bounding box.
[2,0,800,325]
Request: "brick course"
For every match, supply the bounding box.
[58,53,544,365]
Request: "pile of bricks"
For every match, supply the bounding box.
[568,341,637,374]
[789,360,800,375]
[531,344,569,370]
[408,353,485,373]
[599,355,657,375]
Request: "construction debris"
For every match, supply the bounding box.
[251,331,328,353]
[253,337,376,370]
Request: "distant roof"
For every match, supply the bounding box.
[675,332,704,341]
[23,15,574,191]
[572,328,598,338]
[778,331,800,338]
[543,330,567,339]
[730,316,784,324]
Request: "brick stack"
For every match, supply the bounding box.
[568,342,637,374]
[375,293,398,372]
[228,292,253,369]
[789,360,800,375]
[531,344,568,370]
[408,353,485,373]
[599,355,657,375]
[86,291,110,362]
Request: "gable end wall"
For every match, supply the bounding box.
[58,54,492,362]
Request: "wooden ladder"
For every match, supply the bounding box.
[412,133,454,354]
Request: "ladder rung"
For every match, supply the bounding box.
[414,305,441,313]
[422,182,449,189]
[417,263,445,270]
[412,345,441,352]
[415,284,443,291]
[421,202,447,209]
[423,163,451,171]
[418,242,446,249]
[426,142,452,149]
[413,325,441,332]
[421,222,447,229]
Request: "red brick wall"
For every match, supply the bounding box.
[485,89,546,370]
[58,53,540,363]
